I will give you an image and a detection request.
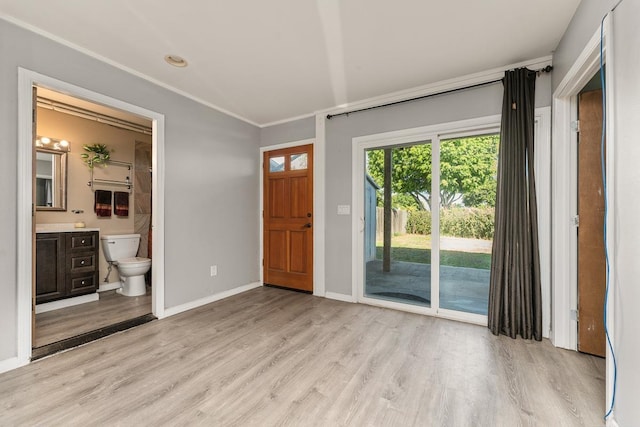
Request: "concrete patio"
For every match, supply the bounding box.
[365,260,490,315]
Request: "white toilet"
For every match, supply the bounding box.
[100,234,151,297]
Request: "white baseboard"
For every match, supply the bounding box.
[35,293,100,314]
[606,418,619,427]
[98,282,122,292]
[325,292,356,303]
[163,282,262,318]
[0,357,26,374]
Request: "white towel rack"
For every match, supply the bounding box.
[87,160,134,193]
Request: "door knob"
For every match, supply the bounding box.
[303,223,312,228]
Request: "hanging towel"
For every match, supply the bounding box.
[94,190,112,217]
[114,191,129,217]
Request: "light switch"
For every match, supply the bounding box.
[337,205,351,215]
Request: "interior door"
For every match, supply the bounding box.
[577,89,606,357]
[263,144,313,292]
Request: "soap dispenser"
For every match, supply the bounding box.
[72,209,86,228]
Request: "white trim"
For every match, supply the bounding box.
[0,357,26,375]
[35,293,99,314]
[431,137,441,312]
[16,68,33,366]
[325,292,356,303]
[259,137,325,296]
[551,25,608,350]
[607,419,620,427]
[534,107,552,339]
[0,14,259,128]
[603,15,616,421]
[351,139,364,302]
[17,69,166,366]
[163,282,261,317]
[352,115,502,147]
[314,114,327,297]
[151,111,166,320]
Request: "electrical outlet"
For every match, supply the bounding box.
[210,265,218,276]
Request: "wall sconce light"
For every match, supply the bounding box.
[35,135,70,152]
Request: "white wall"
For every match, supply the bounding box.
[611,1,640,423]
[0,18,260,363]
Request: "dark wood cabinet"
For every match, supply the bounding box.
[36,231,99,304]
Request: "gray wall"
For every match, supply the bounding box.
[0,19,260,361]
[324,76,551,296]
[611,1,640,423]
[260,116,315,147]
[552,0,617,90]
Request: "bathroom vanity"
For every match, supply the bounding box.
[36,228,99,304]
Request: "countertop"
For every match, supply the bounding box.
[35,224,100,233]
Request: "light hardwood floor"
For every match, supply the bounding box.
[35,290,152,347]
[3,287,604,426]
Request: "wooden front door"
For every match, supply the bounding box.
[577,89,606,357]
[263,144,313,292]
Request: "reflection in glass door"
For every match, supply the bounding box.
[438,135,499,315]
[364,142,432,307]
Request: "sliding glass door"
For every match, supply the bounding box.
[364,142,432,307]
[438,135,498,315]
[360,131,498,320]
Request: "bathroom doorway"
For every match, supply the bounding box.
[17,70,166,362]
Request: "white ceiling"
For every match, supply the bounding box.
[0,0,580,126]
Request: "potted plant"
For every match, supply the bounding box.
[81,144,111,168]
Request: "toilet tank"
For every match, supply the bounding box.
[101,234,141,262]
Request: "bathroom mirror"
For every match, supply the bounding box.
[35,148,68,211]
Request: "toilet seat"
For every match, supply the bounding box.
[118,257,151,267]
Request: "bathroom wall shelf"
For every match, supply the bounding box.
[87,160,134,193]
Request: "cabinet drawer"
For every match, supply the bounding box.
[68,233,97,252]
[69,274,97,294]
[69,253,96,271]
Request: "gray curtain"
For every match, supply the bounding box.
[488,68,542,340]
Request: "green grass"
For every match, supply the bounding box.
[376,234,492,270]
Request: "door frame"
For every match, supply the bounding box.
[352,110,551,330]
[259,138,325,296]
[551,21,615,351]
[17,68,166,366]
[551,17,615,412]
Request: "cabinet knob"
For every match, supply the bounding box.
[81,281,85,285]
[81,260,85,265]
[81,239,85,244]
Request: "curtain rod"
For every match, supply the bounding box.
[326,65,553,120]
